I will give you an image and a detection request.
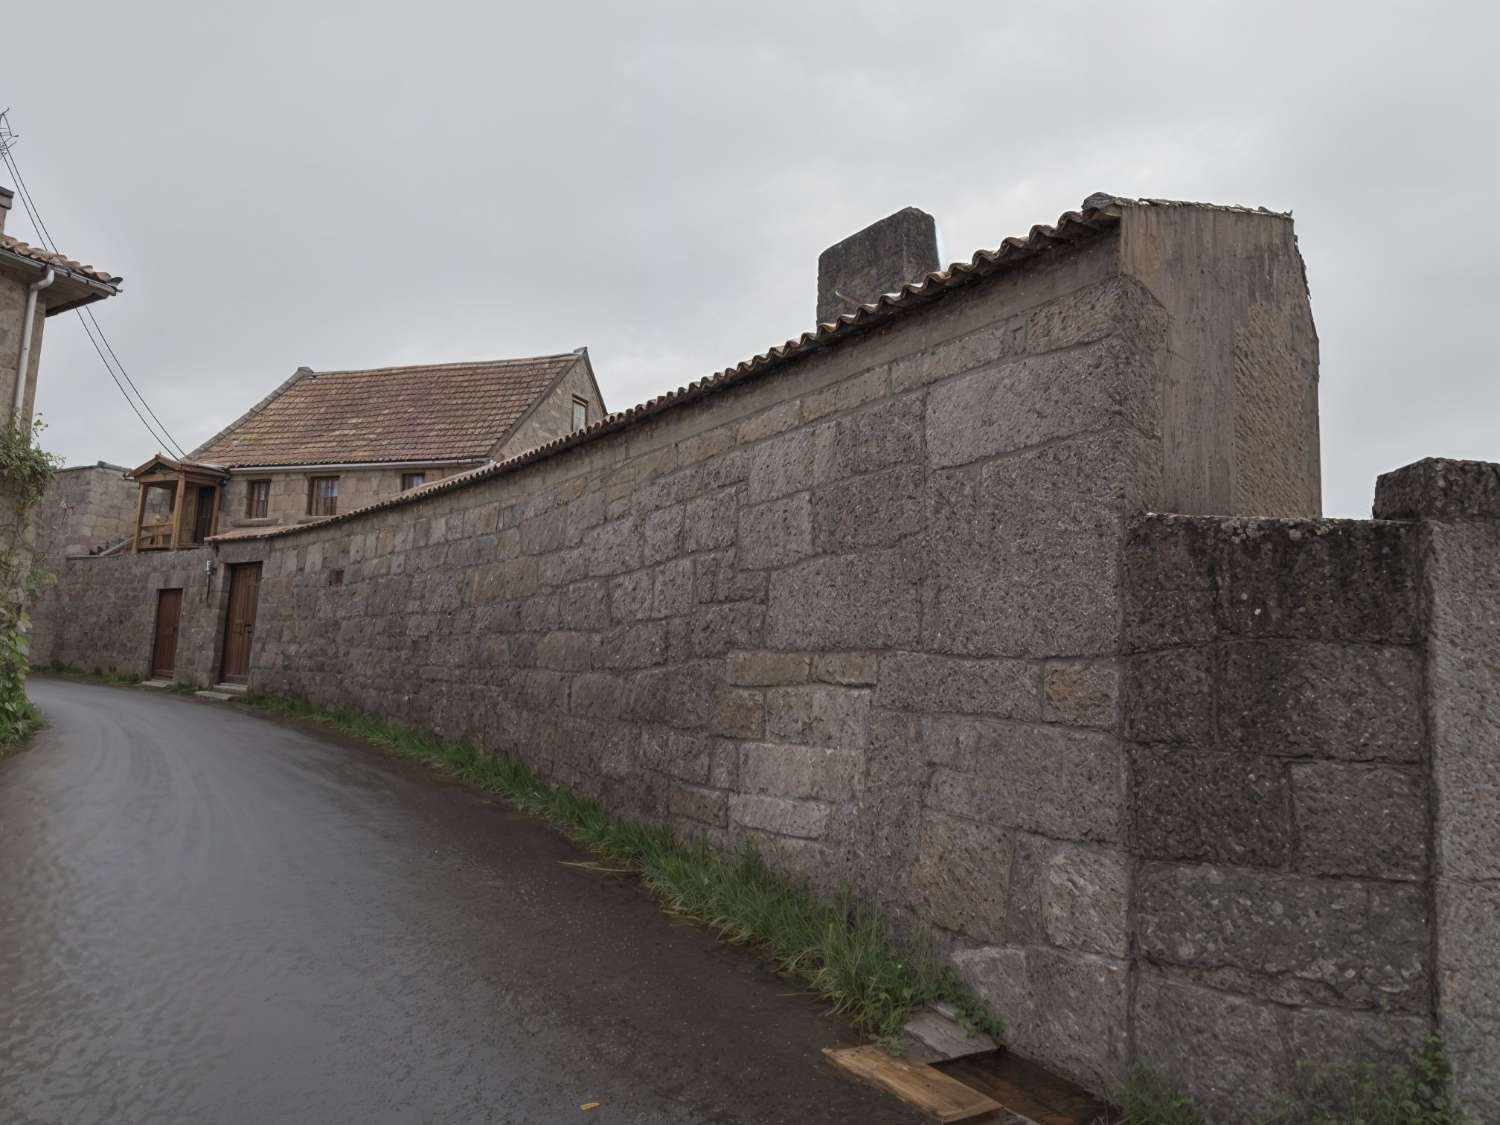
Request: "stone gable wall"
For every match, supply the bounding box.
[496,355,606,460]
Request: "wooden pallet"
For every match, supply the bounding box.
[823,1045,1005,1122]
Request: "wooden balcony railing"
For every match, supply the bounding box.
[136,523,174,550]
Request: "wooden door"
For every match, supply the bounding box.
[151,589,183,676]
[220,563,262,683]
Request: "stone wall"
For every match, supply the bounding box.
[0,270,45,426]
[1118,514,1434,1120]
[39,200,1494,1117]
[33,462,136,559]
[34,547,220,682]
[1376,459,1500,1116]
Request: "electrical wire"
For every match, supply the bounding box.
[0,114,188,458]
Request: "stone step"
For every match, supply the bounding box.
[900,1004,998,1063]
[211,683,248,695]
[194,690,236,702]
[140,679,174,689]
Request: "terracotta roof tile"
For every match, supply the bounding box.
[192,353,582,468]
[0,232,120,285]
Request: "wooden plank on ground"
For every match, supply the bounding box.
[936,1051,1112,1125]
[823,1045,1004,1122]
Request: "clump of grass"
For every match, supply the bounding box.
[238,691,1004,1047]
[1110,1036,1469,1125]
[1261,1034,1469,1125]
[1108,1065,1210,1125]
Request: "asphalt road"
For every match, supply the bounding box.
[0,677,919,1125]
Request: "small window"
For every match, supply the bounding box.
[246,479,271,519]
[307,476,339,516]
[401,472,426,491]
[571,396,589,433]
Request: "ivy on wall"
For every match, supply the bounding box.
[0,417,61,745]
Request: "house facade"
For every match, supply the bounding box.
[122,349,605,550]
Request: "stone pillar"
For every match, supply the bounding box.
[1376,458,1500,1119]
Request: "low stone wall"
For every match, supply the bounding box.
[1118,514,1432,1119]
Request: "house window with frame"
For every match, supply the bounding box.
[307,476,339,517]
[246,479,271,519]
[571,396,589,433]
[400,472,426,491]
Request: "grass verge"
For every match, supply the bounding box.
[237,690,1005,1049]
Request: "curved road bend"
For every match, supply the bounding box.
[1,677,920,1125]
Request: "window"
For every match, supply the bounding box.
[400,472,426,491]
[307,476,339,516]
[246,479,271,519]
[571,396,589,433]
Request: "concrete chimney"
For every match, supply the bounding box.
[0,185,12,236]
[817,207,939,325]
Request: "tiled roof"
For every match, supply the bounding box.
[0,232,120,285]
[215,193,1284,543]
[191,352,584,468]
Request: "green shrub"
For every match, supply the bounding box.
[0,418,59,747]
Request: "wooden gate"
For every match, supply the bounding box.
[151,588,182,677]
[220,563,262,683]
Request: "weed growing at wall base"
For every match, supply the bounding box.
[0,419,61,747]
[236,691,1005,1048]
[1108,1036,1469,1125]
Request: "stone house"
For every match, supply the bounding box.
[122,349,606,550]
[0,185,122,429]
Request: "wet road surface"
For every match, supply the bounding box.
[1,677,920,1125]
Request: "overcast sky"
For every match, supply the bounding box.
[5,1,1496,516]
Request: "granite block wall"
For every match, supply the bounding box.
[1376,458,1500,1118]
[33,547,220,683]
[1120,514,1435,1121]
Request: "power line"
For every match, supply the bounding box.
[0,112,188,458]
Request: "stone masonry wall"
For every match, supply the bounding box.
[1119,514,1435,1122]
[54,227,1160,1096]
[33,463,137,559]
[34,547,220,682]
[1376,459,1500,1118]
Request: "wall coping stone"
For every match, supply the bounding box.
[1374,458,1500,521]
